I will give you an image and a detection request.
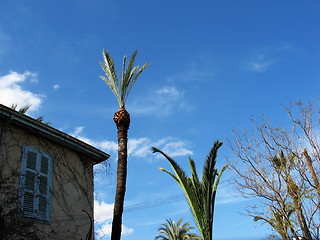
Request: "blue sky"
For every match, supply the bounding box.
[0,1,319,239]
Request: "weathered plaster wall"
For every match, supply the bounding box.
[0,122,95,239]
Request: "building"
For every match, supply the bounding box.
[0,104,109,239]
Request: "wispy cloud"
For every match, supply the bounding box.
[0,28,11,60]
[244,43,295,73]
[128,56,216,116]
[129,85,192,116]
[166,55,216,82]
[167,68,215,82]
[216,182,247,205]
[245,54,276,73]
[0,71,44,112]
[156,86,181,99]
[70,127,193,162]
[75,0,118,19]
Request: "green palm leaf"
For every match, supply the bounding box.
[152,141,228,240]
[100,49,150,108]
[155,218,201,240]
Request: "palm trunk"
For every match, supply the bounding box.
[303,149,320,201]
[111,122,129,240]
[287,177,312,240]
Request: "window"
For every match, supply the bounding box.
[19,145,52,222]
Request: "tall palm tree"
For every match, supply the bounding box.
[100,49,150,240]
[152,141,228,240]
[155,218,201,240]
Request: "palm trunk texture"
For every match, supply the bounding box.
[287,177,312,240]
[303,149,320,201]
[111,110,129,240]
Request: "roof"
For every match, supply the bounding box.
[0,104,110,164]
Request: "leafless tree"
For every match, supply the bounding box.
[228,101,320,240]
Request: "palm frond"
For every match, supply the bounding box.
[152,141,226,240]
[152,147,203,235]
[10,104,31,114]
[100,50,120,105]
[189,158,201,190]
[124,61,150,103]
[10,104,18,110]
[100,49,150,108]
[155,218,200,240]
[102,50,118,82]
[123,50,138,86]
[99,50,120,104]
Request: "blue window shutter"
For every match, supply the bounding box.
[37,152,52,222]
[20,145,52,222]
[20,145,37,219]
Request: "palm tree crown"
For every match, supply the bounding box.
[99,49,150,109]
[155,218,201,240]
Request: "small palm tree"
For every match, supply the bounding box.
[254,204,296,240]
[9,104,49,124]
[10,104,31,113]
[155,218,201,240]
[100,49,150,240]
[152,141,228,240]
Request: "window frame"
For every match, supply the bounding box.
[19,145,53,223]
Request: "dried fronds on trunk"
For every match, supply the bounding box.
[228,100,320,240]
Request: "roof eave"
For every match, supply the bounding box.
[0,105,110,164]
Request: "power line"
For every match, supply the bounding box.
[51,193,186,223]
[52,178,230,223]
[124,194,185,213]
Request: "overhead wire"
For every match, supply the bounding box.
[51,193,185,223]
[51,178,230,223]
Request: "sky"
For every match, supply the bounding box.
[0,1,319,239]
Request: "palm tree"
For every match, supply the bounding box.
[100,49,150,240]
[10,104,31,113]
[254,204,296,240]
[9,104,49,124]
[152,141,228,240]
[271,151,312,240]
[155,218,201,240]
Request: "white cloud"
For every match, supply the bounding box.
[0,71,44,112]
[97,140,119,153]
[155,86,181,99]
[70,127,118,153]
[70,127,193,161]
[128,137,150,157]
[94,200,113,224]
[96,223,134,238]
[159,140,193,157]
[53,84,60,90]
[72,126,85,136]
[94,200,134,238]
[128,136,193,160]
